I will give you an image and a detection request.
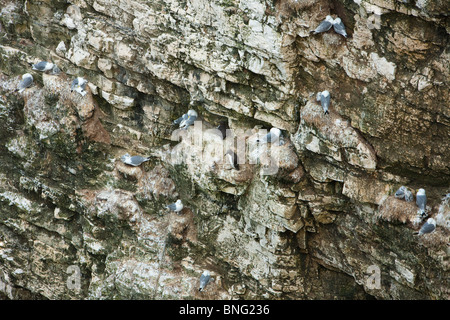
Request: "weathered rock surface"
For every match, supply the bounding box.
[0,0,448,300]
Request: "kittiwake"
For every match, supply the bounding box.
[120,153,150,166]
[166,199,183,214]
[225,149,239,170]
[395,186,407,199]
[332,17,348,38]
[416,188,427,216]
[312,15,334,34]
[179,109,198,129]
[31,61,61,74]
[316,90,330,115]
[198,270,212,292]
[15,73,33,93]
[257,127,282,145]
[174,109,198,129]
[404,189,413,202]
[71,77,88,96]
[173,113,188,125]
[415,217,436,236]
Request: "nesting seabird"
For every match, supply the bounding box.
[70,77,88,96]
[225,149,239,170]
[394,186,407,199]
[312,15,334,34]
[179,109,198,129]
[166,199,183,214]
[257,127,282,145]
[51,65,61,75]
[31,61,61,74]
[15,73,33,93]
[416,188,427,216]
[120,153,150,167]
[404,189,414,202]
[332,17,348,38]
[174,109,198,129]
[316,90,330,115]
[173,113,188,125]
[415,218,436,236]
[198,270,212,292]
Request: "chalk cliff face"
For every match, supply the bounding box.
[0,0,448,299]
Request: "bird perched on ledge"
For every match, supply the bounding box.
[120,153,151,167]
[311,16,347,38]
[173,109,198,129]
[416,188,427,217]
[257,127,282,145]
[225,149,239,170]
[395,186,407,198]
[414,218,436,236]
[332,17,348,38]
[71,77,88,96]
[316,90,330,115]
[15,73,33,93]
[404,189,414,202]
[311,15,334,35]
[199,270,212,292]
[31,61,61,74]
[395,186,414,202]
[166,199,184,214]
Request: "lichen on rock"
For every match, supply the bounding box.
[0,0,448,300]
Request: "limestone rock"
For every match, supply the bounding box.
[0,0,448,301]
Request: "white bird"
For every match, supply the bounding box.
[120,153,151,166]
[225,149,239,170]
[31,61,60,74]
[173,113,188,125]
[332,17,348,38]
[312,15,334,34]
[416,188,427,213]
[404,189,414,202]
[71,77,88,96]
[316,90,330,115]
[415,218,436,236]
[15,73,33,93]
[174,109,198,129]
[395,186,407,199]
[257,127,282,145]
[166,199,184,214]
[198,270,212,292]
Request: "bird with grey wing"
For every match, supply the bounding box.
[198,270,212,292]
[332,17,348,38]
[120,153,151,167]
[71,77,88,96]
[225,149,239,170]
[404,189,413,202]
[31,61,61,74]
[15,73,34,93]
[173,109,198,130]
[395,186,407,199]
[257,127,282,145]
[173,113,188,126]
[166,199,183,214]
[416,188,427,218]
[316,90,330,115]
[311,15,334,35]
[394,186,414,202]
[414,218,436,236]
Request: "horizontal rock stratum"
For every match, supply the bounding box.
[0,0,448,300]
